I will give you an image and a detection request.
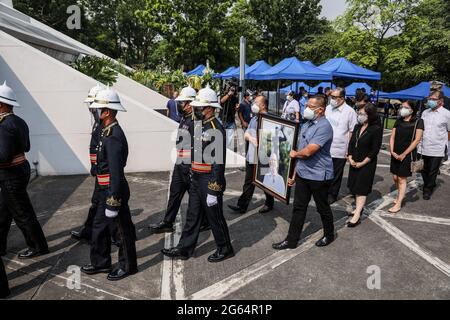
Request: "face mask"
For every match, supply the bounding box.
[194,108,204,120]
[427,100,438,109]
[399,108,412,118]
[357,114,368,125]
[330,99,339,108]
[251,103,260,114]
[303,107,317,121]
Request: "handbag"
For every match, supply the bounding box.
[410,120,424,173]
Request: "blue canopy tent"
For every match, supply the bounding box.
[213,66,235,79]
[251,57,332,81]
[443,85,450,98]
[280,82,311,93]
[345,82,372,97]
[309,82,332,94]
[216,65,250,80]
[239,60,272,79]
[318,58,381,80]
[185,64,206,76]
[302,60,316,67]
[378,82,434,100]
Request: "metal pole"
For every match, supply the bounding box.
[276,80,281,116]
[239,36,247,102]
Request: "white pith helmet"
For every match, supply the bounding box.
[175,86,197,102]
[84,83,104,104]
[90,87,126,112]
[190,84,222,109]
[0,81,20,107]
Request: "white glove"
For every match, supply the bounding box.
[206,194,218,207]
[105,209,119,218]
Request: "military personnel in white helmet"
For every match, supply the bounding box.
[150,86,210,233]
[80,88,137,281]
[71,84,118,247]
[0,81,48,261]
[162,85,234,262]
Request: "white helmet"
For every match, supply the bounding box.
[0,81,20,107]
[84,83,104,103]
[190,85,221,109]
[175,86,197,102]
[90,88,126,112]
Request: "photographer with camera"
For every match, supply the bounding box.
[220,84,239,149]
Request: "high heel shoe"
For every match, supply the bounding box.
[347,219,361,228]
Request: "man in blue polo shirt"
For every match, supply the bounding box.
[272,95,335,250]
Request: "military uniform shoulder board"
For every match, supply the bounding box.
[0,113,13,124]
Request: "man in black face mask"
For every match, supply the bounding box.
[71,85,119,247]
[150,86,210,233]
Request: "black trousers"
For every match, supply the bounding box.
[178,174,232,257]
[165,164,192,224]
[0,257,9,298]
[286,177,335,244]
[0,173,48,253]
[237,161,274,210]
[90,187,137,272]
[420,155,443,195]
[329,158,347,198]
[79,184,118,241]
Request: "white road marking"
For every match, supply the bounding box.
[160,170,177,300]
[188,215,349,300]
[11,204,92,226]
[378,212,450,226]
[3,256,134,300]
[369,212,450,278]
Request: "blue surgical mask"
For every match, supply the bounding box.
[427,100,438,109]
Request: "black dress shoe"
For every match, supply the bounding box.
[200,224,211,232]
[423,193,431,200]
[71,230,90,243]
[272,240,297,250]
[81,264,112,275]
[347,219,361,228]
[258,206,273,214]
[228,204,246,214]
[107,268,138,281]
[207,246,235,263]
[149,221,174,233]
[161,247,189,260]
[18,248,49,259]
[315,235,335,247]
[327,195,337,205]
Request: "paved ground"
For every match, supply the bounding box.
[2,131,450,300]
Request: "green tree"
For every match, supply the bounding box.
[248,0,325,64]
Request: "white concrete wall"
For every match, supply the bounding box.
[0,30,180,175]
[0,31,244,175]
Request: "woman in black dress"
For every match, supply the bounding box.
[388,100,424,213]
[347,104,383,227]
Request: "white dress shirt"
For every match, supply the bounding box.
[325,102,358,159]
[281,99,300,120]
[419,106,450,157]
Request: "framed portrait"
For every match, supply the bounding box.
[253,113,300,205]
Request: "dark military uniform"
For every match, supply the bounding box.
[0,113,48,254]
[178,116,232,256]
[90,121,137,273]
[77,122,118,241]
[163,112,194,224]
[0,257,9,298]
